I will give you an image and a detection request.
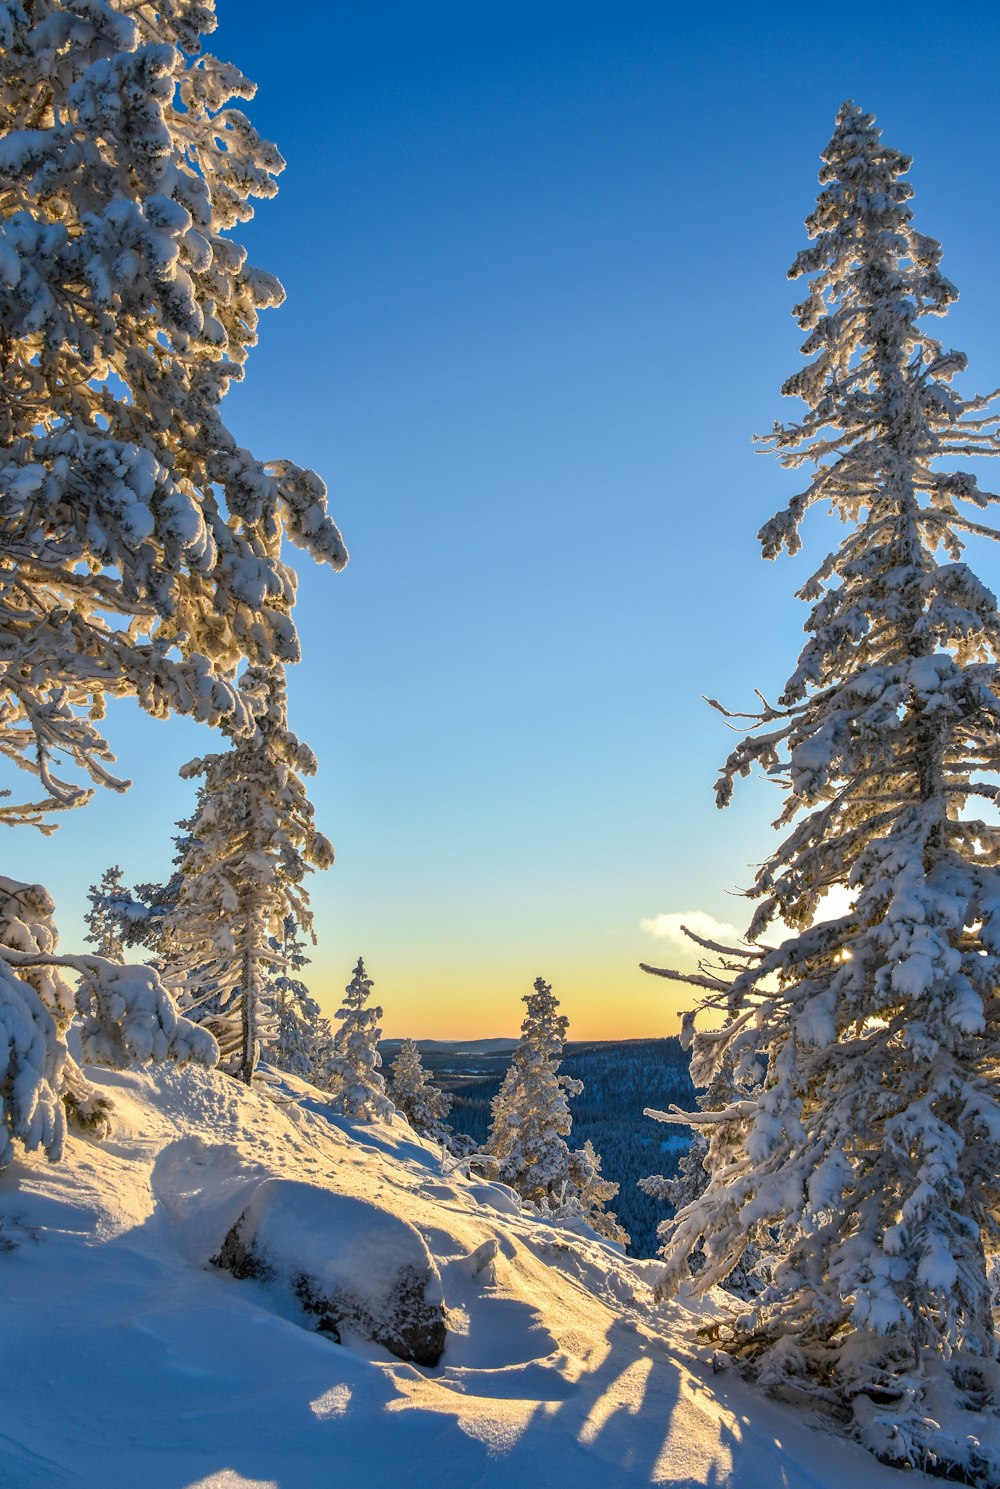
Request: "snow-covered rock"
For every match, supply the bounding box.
[213,1178,446,1364]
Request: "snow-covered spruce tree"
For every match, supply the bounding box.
[87,800,332,1083]
[162,666,333,1084]
[564,1139,629,1247]
[0,0,346,821]
[324,958,394,1122]
[486,979,581,1206]
[389,1038,453,1143]
[485,978,627,1243]
[0,1,346,1162]
[644,103,1000,1478]
[84,866,128,961]
[260,914,327,1080]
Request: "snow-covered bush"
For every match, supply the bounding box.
[644,102,1000,1478]
[323,959,394,1122]
[485,978,626,1243]
[0,875,216,1166]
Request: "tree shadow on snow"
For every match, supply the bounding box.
[456,1317,785,1488]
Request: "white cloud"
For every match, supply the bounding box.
[640,887,856,958]
[639,909,743,952]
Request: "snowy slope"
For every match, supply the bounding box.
[0,1065,934,1489]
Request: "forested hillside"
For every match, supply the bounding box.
[384,1037,696,1256]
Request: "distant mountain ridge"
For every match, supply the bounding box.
[380,1037,517,1053]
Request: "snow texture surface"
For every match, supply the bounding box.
[0,1061,951,1487]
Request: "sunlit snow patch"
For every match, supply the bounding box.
[309,1383,353,1419]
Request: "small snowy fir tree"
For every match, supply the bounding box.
[485,978,627,1243]
[565,1140,629,1247]
[644,103,1000,1480]
[323,958,394,1122]
[164,666,333,1084]
[84,867,128,962]
[389,1039,452,1143]
[260,915,327,1080]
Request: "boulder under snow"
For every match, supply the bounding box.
[213,1177,446,1365]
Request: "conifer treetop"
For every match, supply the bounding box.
[758,98,999,569]
[0,0,347,823]
[324,957,394,1123]
[712,98,1000,941]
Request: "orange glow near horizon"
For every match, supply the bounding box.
[309,947,696,1044]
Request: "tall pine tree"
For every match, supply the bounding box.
[645,103,1000,1478]
[0,0,345,1158]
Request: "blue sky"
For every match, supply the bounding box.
[16,1,1000,1036]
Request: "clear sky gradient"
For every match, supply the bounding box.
[15,1,1000,1039]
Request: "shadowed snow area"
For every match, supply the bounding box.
[0,1065,934,1488]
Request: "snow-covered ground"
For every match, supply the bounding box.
[1,1064,934,1488]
